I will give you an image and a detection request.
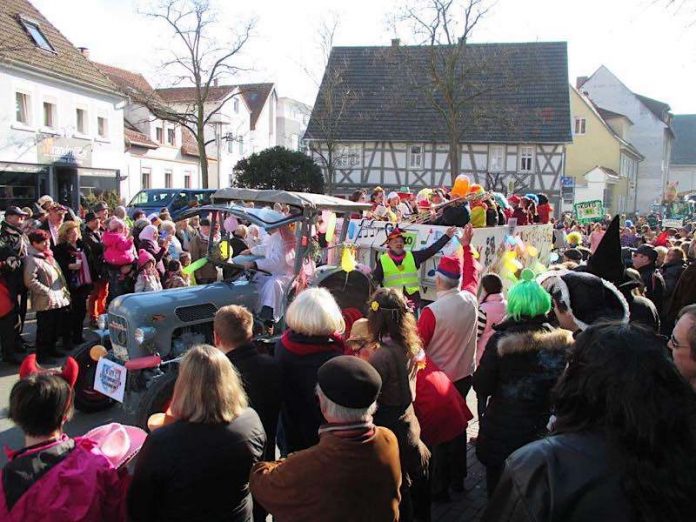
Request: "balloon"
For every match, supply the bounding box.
[531,261,547,275]
[526,245,539,257]
[325,212,337,242]
[318,210,330,234]
[223,215,239,233]
[341,247,357,273]
[505,235,517,246]
[182,257,208,275]
[502,250,517,262]
[219,240,229,259]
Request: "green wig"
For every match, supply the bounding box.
[506,268,552,321]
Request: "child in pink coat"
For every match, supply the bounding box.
[477,274,507,418]
[102,218,135,267]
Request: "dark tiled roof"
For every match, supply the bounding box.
[306,42,572,143]
[94,62,164,103]
[672,114,696,165]
[635,94,672,124]
[124,127,158,149]
[0,0,118,95]
[238,83,274,130]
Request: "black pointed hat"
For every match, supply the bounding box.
[585,215,624,284]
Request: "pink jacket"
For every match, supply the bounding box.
[0,436,128,522]
[477,293,507,365]
[103,231,135,266]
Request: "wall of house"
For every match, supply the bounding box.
[565,88,622,180]
[671,165,696,194]
[313,141,565,207]
[123,148,200,202]
[276,97,310,151]
[250,90,277,154]
[581,67,672,213]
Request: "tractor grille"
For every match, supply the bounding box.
[175,303,218,323]
[108,313,129,347]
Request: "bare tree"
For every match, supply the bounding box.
[392,0,498,184]
[135,0,254,188]
[304,17,359,194]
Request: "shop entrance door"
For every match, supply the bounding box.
[55,166,78,209]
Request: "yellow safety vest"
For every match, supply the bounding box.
[380,252,420,295]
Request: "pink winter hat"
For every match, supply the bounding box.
[137,249,155,269]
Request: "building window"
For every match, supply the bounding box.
[76,108,88,134]
[239,137,244,155]
[574,117,586,135]
[408,145,423,169]
[43,101,56,129]
[97,116,108,138]
[488,145,504,173]
[335,144,361,168]
[291,134,299,151]
[603,183,615,210]
[184,174,191,189]
[19,18,55,52]
[233,99,239,113]
[156,127,163,143]
[227,139,235,153]
[167,128,175,145]
[165,171,172,188]
[141,169,151,189]
[15,92,31,125]
[519,146,535,173]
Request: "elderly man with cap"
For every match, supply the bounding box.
[82,211,107,326]
[33,195,53,223]
[417,223,479,498]
[250,356,402,522]
[373,224,455,309]
[0,207,30,363]
[632,244,666,316]
[92,201,109,227]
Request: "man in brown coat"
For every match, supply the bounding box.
[250,356,402,522]
[188,218,219,284]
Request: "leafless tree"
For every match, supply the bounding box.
[135,0,254,188]
[391,0,500,184]
[304,17,359,194]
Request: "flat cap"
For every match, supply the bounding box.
[318,356,382,409]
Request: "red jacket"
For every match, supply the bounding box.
[536,203,553,224]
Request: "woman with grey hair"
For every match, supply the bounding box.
[160,220,182,260]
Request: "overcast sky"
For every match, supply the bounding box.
[32,0,696,113]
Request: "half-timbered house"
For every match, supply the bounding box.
[305,41,572,206]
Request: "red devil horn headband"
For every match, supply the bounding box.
[19,354,79,388]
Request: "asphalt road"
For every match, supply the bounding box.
[0,313,129,465]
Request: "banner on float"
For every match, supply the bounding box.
[94,358,127,402]
[574,200,604,223]
[662,218,684,229]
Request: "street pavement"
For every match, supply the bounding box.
[0,313,489,520]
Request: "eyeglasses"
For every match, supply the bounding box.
[669,334,683,349]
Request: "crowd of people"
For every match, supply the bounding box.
[2,187,696,522]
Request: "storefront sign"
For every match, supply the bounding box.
[37,136,92,167]
[94,358,127,402]
[574,200,604,223]
[561,176,575,203]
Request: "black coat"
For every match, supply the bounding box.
[638,264,666,317]
[482,432,632,522]
[81,225,104,281]
[473,318,573,468]
[53,241,92,293]
[661,261,686,301]
[274,330,342,453]
[226,343,281,462]
[128,409,266,522]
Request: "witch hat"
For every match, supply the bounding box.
[584,215,624,284]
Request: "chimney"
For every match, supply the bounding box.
[576,76,589,89]
[78,47,90,59]
[213,78,218,87]
[391,38,400,47]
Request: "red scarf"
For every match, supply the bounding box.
[387,250,406,263]
[281,330,345,356]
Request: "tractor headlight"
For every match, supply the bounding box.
[97,314,107,331]
[134,327,156,346]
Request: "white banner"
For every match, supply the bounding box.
[94,358,127,403]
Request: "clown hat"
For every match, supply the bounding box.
[383,226,407,245]
[508,194,521,206]
[85,423,147,469]
[436,256,462,280]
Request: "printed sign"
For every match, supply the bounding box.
[574,200,604,223]
[662,218,684,229]
[94,358,127,402]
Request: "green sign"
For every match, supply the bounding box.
[574,200,604,223]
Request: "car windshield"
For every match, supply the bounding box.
[128,190,176,206]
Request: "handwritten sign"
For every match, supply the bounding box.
[94,358,127,403]
[662,218,683,229]
[574,200,604,223]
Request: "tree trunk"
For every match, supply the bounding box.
[326,145,334,195]
[197,117,209,189]
[449,139,460,185]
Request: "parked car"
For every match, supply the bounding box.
[73,188,373,428]
[125,188,215,220]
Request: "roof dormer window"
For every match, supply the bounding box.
[19,17,56,53]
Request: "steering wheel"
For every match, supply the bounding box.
[226,262,272,277]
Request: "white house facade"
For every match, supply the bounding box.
[305,42,572,208]
[578,66,674,213]
[276,96,311,152]
[0,0,125,210]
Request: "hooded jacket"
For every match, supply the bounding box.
[477,293,507,365]
[102,231,135,266]
[473,319,573,468]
